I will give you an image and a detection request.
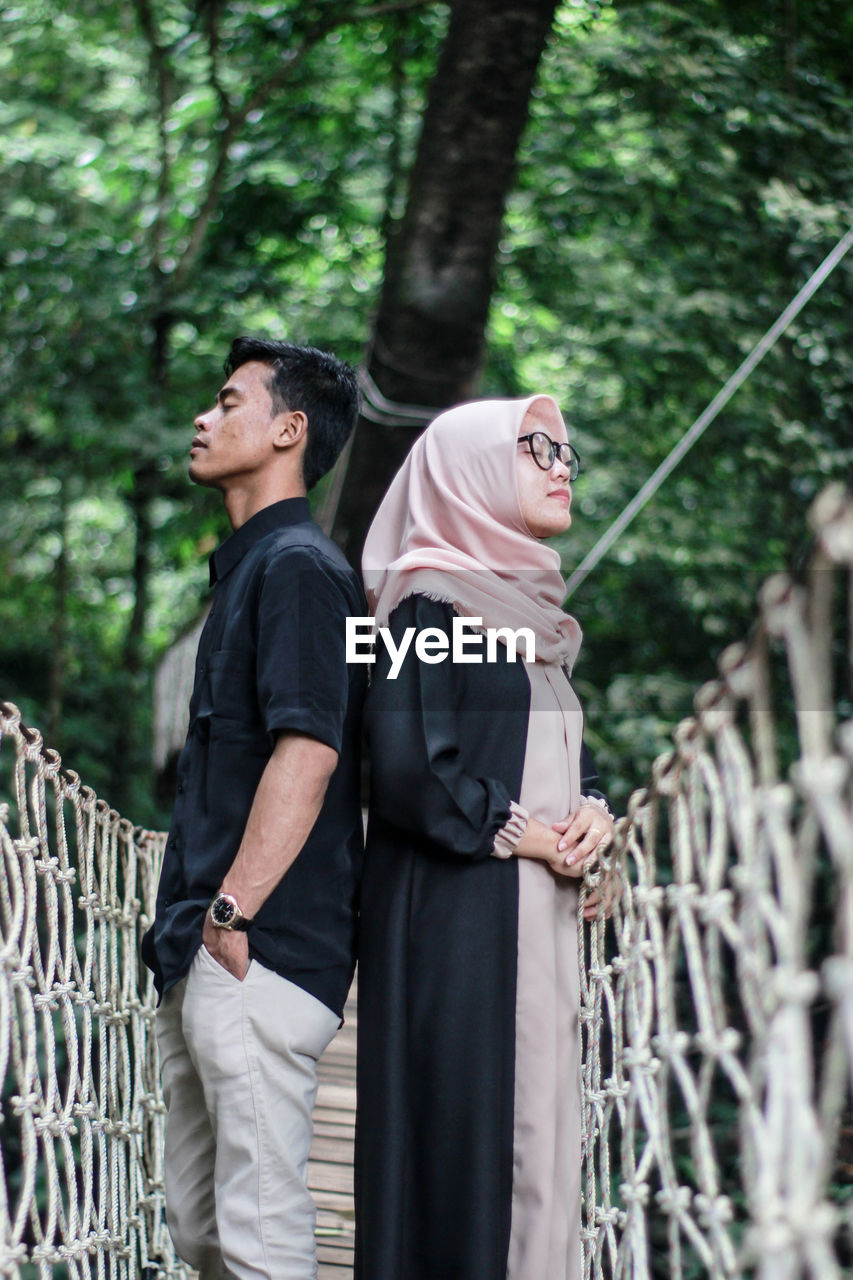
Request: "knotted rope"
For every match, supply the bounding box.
[580,483,853,1279]
[0,708,187,1278]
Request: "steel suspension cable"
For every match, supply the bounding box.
[563,224,853,600]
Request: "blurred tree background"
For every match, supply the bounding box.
[1,0,851,827]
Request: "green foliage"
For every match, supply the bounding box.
[487,0,853,802]
[1,0,851,825]
[0,0,445,819]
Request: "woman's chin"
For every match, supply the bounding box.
[544,511,572,538]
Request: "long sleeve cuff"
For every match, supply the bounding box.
[491,801,529,860]
[579,793,614,819]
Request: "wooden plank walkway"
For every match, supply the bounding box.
[310,981,357,1278]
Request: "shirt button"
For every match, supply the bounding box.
[176,780,184,793]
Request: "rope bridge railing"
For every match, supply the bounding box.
[1,486,851,1279]
[0,710,188,1278]
[581,482,853,1280]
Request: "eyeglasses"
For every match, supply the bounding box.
[518,432,581,480]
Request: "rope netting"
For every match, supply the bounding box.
[580,483,853,1280]
[0,711,187,1278]
[1,485,851,1278]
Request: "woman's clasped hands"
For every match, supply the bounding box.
[552,803,620,919]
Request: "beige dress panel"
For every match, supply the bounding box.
[506,663,583,1280]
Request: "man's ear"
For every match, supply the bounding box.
[273,409,308,450]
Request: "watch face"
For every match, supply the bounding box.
[211,895,237,927]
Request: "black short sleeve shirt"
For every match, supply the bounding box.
[141,498,367,1018]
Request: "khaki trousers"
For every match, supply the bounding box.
[156,945,339,1280]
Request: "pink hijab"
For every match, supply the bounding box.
[362,396,582,668]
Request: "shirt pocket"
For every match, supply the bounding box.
[204,649,261,732]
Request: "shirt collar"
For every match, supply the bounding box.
[209,497,312,586]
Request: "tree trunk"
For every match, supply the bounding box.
[332,0,560,561]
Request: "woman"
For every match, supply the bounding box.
[355,396,615,1280]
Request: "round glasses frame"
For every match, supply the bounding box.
[518,432,581,480]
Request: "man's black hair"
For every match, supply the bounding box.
[224,336,360,491]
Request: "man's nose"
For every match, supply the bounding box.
[194,410,211,430]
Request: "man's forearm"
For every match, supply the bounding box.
[219,732,339,918]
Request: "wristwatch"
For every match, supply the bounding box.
[209,892,253,932]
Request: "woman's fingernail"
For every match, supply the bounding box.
[558,841,566,851]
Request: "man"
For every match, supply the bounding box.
[142,337,366,1280]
